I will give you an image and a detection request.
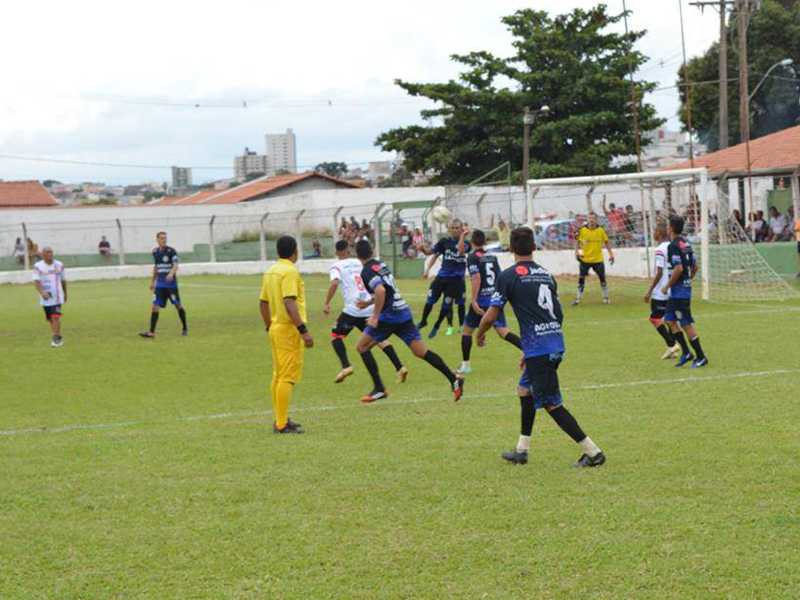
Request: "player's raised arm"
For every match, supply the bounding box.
[457,226,468,256]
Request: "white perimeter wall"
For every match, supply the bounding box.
[0,186,446,256]
[0,248,653,286]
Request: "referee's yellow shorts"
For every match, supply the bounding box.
[269,323,305,384]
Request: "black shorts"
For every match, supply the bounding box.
[519,354,564,409]
[665,297,694,326]
[426,277,466,305]
[650,298,668,320]
[332,312,367,337]
[578,261,606,281]
[43,305,62,321]
[153,287,181,308]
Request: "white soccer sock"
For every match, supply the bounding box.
[601,285,609,299]
[516,435,531,453]
[579,436,601,457]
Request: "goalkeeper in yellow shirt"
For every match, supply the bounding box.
[259,236,314,434]
[573,212,615,305]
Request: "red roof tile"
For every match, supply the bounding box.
[666,124,800,175]
[155,172,359,206]
[0,181,58,208]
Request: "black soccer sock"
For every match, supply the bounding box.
[461,334,472,361]
[656,323,675,347]
[547,406,587,444]
[503,332,522,350]
[332,337,350,368]
[520,395,536,436]
[419,302,434,325]
[457,303,465,327]
[381,344,403,371]
[149,311,159,333]
[178,307,187,330]
[360,349,385,392]
[689,336,706,361]
[422,350,456,384]
[577,277,586,293]
[434,303,450,329]
[673,330,691,355]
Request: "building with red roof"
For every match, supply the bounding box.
[0,181,58,208]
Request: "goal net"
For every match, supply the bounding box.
[521,169,798,303]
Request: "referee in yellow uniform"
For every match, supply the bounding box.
[259,236,314,434]
[573,211,615,305]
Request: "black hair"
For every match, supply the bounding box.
[510,227,535,256]
[276,235,298,259]
[156,231,167,238]
[470,229,486,247]
[669,215,685,235]
[335,240,349,252]
[355,239,373,260]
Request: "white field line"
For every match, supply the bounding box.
[2,368,798,438]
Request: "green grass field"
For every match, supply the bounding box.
[2,274,800,599]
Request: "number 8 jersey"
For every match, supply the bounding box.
[490,261,565,358]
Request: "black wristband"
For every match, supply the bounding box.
[297,323,308,334]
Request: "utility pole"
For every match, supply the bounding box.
[679,0,695,166]
[736,0,754,214]
[690,0,735,148]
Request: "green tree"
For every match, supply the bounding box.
[376,6,661,184]
[678,0,800,151]
[314,162,348,178]
[244,172,266,182]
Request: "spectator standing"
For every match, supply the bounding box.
[602,196,626,244]
[732,209,745,230]
[13,237,25,265]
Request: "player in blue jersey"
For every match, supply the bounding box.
[418,219,470,338]
[458,229,522,374]
[476,227,605,467]
[661,216,708,368]
[139,231,188,338]
[353,240,464,403]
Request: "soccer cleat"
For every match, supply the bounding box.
[691,357,708,369]
[334,366,354,384]
[458,362,472,375]
[181,329,188,337]
[675,352,694,367]
[574,452,606,468]
[452,376,465,402]
[427,325,440,339]
[396,366,409,384]
[360,390,388,404]
[445,326,455,336]
[50,337,64,348]
[602,297,610,305]
[571,298,580,306]
[138,331,155,339]
[661,344,681,360]
[502,450,529,465]
[273,419,304,434]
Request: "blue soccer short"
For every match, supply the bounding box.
[519,353,564,410]
[364,319,421,347]
[153,286,181,308]
[664,297,694,326]
[464,306,507,329]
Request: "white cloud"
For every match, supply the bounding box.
[0,1,719,183]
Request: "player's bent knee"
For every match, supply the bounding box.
[649,316,662,326]
[517,386,531,397]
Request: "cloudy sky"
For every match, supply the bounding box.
[0,0,721,185]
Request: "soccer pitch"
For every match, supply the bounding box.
[2,274,799,599]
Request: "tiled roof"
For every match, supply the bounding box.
[155,172,360,206]
[0,181,58,208]
[666,125,800,175]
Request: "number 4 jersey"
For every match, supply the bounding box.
[491,261,565,358]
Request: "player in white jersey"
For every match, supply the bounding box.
[644,225,680,359]
[323,240,408,399]
[32,247,68,347]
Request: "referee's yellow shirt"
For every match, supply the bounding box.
[577,226,609,263]
[259,259,307,325]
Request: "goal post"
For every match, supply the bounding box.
[527,168,798,303]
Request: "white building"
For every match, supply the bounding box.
[265,128,297,174]
[234,147,270,180]
[642,128,707,171]
[366,160,394,183]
